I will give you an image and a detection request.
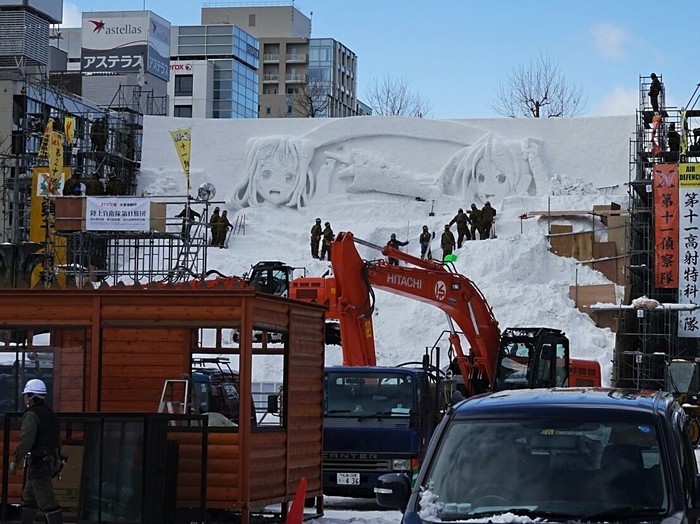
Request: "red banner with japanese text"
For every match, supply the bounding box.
[654,164,679,288]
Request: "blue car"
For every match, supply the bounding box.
[376,388,700,523]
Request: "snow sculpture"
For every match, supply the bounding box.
[439,134,549,205]
[231,136,315,210]
[228,129,551,210]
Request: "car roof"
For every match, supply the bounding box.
[452,387,676,418]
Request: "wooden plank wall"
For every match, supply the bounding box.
[0,288,327,518]
[100,328,190,412]
[284,307,324,498]
[54,329,89,412]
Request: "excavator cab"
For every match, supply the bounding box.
[493,328,569,391]
[245,261,302,297]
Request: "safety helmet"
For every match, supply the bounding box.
[214,207,220,212]
[391,233,396,239]
[222,210,227,215]
[22,379,47,398]
[458,208,463,213]
[444,224,450,229]
[325,222,330,227]
[422,225,428,230]
[316,218,321,222]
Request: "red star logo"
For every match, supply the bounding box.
[90,20,105,33]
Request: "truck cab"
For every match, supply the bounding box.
[322,366,446,498]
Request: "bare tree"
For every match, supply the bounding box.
[365,75,432,118]
[291,72,331,118]
[492,54,586,118]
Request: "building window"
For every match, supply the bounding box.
[249,14,256,27]
[174,105,193,118]
[266,107,271,115]
[174,75,193,96]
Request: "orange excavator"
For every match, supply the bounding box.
[289,231,601,395]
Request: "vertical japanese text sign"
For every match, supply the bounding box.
[678,163,700,336]
[654,164,679,288]
[170,128,191,192]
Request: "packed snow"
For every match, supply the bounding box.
[139,114,634,522]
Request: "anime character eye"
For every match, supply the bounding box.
[285,172,297,183]
[477,173,486,184]
[496,173,507,184]
[261,170,272,180]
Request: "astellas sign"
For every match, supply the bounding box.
[81,11,170,81]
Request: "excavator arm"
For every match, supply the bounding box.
[330,231,501,393]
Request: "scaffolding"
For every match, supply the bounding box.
[52,197,221,286]
[0,56,195,287]
[614,75,700,387]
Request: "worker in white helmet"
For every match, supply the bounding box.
[10,379,63,524]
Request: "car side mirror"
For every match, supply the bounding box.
[375,473,411,511]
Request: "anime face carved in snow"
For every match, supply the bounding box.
[439,134,548,205]
[231,136,316,209]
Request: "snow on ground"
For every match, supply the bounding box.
[194,185,620,385]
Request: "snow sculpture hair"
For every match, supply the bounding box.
[231,136,315,210]
[438,134,548,205]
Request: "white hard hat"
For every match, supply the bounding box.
[22,379,47,397]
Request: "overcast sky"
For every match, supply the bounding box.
[61,0,700,118]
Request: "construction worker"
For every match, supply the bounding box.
[209,207,221,246]
[310,218,322,259]
[468,203,481,241]
[386,233,409,265]
[10,379,63,524]
[62,173,85,196]
[216,210,233,248]
[175,204,201,240]
[320,222,334,261]
[84,172,105,196]
[419,225,434,260]
[449,207,471,248]
[480,201,497,240]
[441,224,456,260]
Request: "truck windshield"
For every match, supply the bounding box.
[325,371,415,417]
[419,416,668,520]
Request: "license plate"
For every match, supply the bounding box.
[336,472,360,485]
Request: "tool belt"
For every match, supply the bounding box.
[28,446,60,481]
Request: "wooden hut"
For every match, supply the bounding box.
[0,283,326,523]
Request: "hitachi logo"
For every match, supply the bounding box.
[387,274,423,289]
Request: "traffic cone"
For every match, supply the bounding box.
[287,476,307,524]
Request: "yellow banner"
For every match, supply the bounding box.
[30,167,70,287]
[170,128,192,190]
[64,117,75,146]
[48,131,64,177]
[38,118,54,159]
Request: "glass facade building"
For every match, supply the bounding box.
[173,25,259,118]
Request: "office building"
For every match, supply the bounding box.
[201,2,368,118]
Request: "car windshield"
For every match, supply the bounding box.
[418,415,668,521]
[325,371,415,417]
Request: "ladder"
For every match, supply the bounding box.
[169,219,206,282]
[158,379,190,414]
